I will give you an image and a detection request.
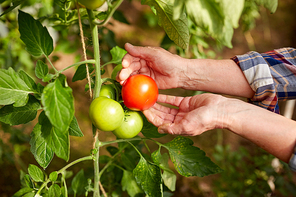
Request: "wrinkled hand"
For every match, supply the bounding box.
[118,43,186,89]
[143,93,228,136]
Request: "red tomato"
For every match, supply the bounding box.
[122,74,158,111]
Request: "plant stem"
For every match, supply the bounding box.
[36,156,93,195]
[58,59,96,73]
[87,9,101,99]
[87,9,102,197]
[45,55,58,73]
[98,136,143,147]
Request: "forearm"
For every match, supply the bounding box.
[224,98,296,163]
[179,59,254,98]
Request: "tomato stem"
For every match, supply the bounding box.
[36,156,93,195]
[87,9,102,197]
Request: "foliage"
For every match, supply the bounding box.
[0,0,279,196]
[213,144,296,197]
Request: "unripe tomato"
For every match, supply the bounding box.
[77,0,106,10]
[89,97,124,131]
[112,111,143,139]
[122,74,158,111]
[100,84,115,99]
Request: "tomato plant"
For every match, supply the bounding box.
[0,0,280,197]
[100,84,116,99]
[113,111,143,139]
[122,74,158,111]
[89,97,124,131]
[77,0,106,10]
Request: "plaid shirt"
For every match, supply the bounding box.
[232,47,296,114]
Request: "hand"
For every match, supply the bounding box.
[118,43,186,89]
[143,93,228,136]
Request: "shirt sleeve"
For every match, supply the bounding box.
[231,47,296,114]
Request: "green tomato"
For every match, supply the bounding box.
[112,111,143,139]
[89,97,124,131]
[100,84,115,99]
[77,0,106,10]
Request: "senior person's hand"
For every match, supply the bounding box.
[143,93,227,136]
[118,43,186,89]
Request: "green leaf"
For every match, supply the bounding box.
[18,10,53,57]
[133,157,162,197]
[71,169,87,195]
[255,0,278,13]
[49,171,58,182]
[72,64,94,82]
[0,68,35,107]
[28,164,44,182]
[18,70,37,91]
[141,115,166,138]
[41,79,74,134]
[122,170,143,197]
[163,136,223,177]
[103,46,127,66]
[12,187,34,197]
[143,0,189,49]
[48,184,61,197]
[35,60,49,80]
[0,95,40,125]
[69,116,84,137]
[221,0,244,28]
[152,150,176,191]
[176,0,234,47]
[38,111,70,162]
[30,123,54,169]
[0,0,25,17]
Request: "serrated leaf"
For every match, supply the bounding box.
[176,0,234,47]
[41,79,74,134]
[28,164,44,182]
[122,170,143,197]
[18,10,53,57]
[152,150,176,191]
[30,123,54,169]
[133,157,162,197]
[69,116,83,137]
[164,136,223,177]
[12,187,34,197]
[72,64,94,82]
[71,169,87,195]
[0,68,36,107]
[18,70,37,91]
[143,0,189,49]
[38,111,70,162]
[35,60,49,80]
[0,95,40,125]
[48,184,61,197]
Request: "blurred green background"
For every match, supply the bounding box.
[0,0,296,196]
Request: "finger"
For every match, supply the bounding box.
[125,43,158,61]
[157,94,187,108]
[143,103,176,127]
